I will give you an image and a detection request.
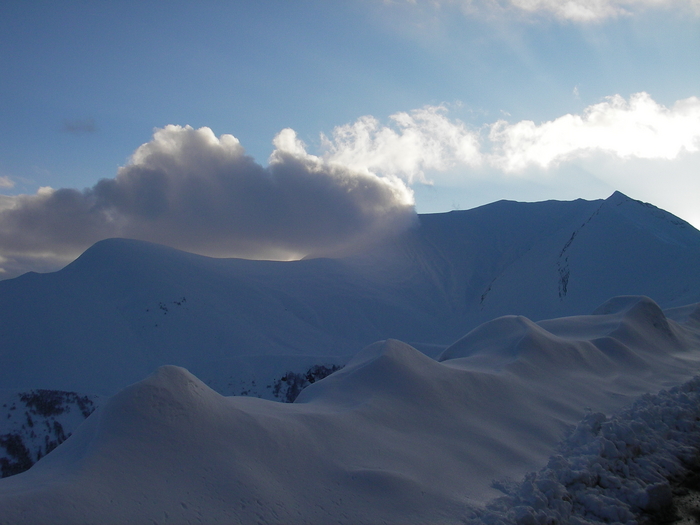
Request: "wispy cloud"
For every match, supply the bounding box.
[318,92,700,176]
[0,176,14,189]
[316,92,700,229]
[390,0,700,21]
[62,118,97,135]
[505,0,699,21]
[321,106,481,184]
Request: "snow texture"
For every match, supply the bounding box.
[1,296,700,524]
[471,376,700,525]
[1,192,700,523]
[0,362,341,475]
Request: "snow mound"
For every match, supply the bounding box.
[0,360,472,524]
[1,298,700,524]
[591,295,683,350]
[434,315,612,373]
[592,295,667,316]
[99,366,220,434]
[296,339,444,404]
[438,315,541,361]
[440,297,692,379]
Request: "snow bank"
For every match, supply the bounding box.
[0,297,699,524]
[0,361,471,524]
[471,376,700,525]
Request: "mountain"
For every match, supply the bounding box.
[0,191,699,396]
[0,296,699,524]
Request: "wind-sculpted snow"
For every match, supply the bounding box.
[0,361,343,479]
[1,297,700,524]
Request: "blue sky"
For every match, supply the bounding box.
[0,0,699,277]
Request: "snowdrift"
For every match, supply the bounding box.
[1,296,700,524]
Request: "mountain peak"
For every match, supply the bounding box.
[605,190,632,205]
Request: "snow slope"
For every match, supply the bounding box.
[1,296,699,524]
[0,192,698,398]
[0,389,100,477]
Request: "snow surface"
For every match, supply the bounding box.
[0,360,342,476]
[471,376,700,525]
[1,296,700,524]
[0,192,699,398]
[0,389,100,477]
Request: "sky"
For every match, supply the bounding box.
[0,0,699,278]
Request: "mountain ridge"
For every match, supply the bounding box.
[0,192,699,396]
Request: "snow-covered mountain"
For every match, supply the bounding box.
[0,191,698,397]
[2,191,700,523]
[0,296,699,524]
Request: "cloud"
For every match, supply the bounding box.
[391,0,700,21]
[317,93,700,177]
[489,92,700,171]
[321,105,481,184]
[62,118,97,135]
[504,0,696,21]
[2,92,698,278]
[0,176,14,189]
[313,92,700,230]
[0,125,416,277]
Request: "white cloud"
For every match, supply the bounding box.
[2,92,699,279]
[271,128,311,159]
[390,0,700,21]
[321,105,481,184]
[489,92,700,171]
[506,0,700,21]
[0,176,14,189]
[316,93,700,178]
[0,125,416,278]
[317,92,700,230]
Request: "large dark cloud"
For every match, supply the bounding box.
[0,126,416,277]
